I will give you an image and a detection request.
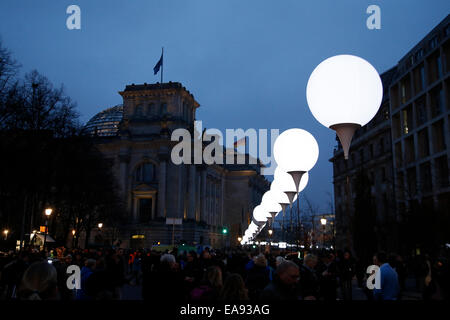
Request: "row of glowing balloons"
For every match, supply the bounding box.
[240,54,384,245]
[240,129,318,245]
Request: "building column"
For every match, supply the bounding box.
[200,168,207,223]
[188,165,196,220]
[221,176,225,227]
[157,158,167,218]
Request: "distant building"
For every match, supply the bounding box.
[331,14,450,255]
[85,82,269,248]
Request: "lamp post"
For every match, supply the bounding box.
[320,218,327,248]
[72,229,76,248]
[3,229,8,240]
[43,208,52,252]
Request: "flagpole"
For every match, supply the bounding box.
[161,47,164,84]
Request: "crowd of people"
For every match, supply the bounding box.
[0,245,448,301]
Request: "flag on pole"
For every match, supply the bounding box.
[233,137,246,149]
[153,52,163,75]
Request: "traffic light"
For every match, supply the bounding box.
[222,227,228,234]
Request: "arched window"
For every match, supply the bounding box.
[135,104,143,117]
[135,162,155,183]
[147,103,155,116]
[160,103,167,115]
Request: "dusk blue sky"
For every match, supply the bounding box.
[0,1,449,213]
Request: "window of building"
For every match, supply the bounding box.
[139,198,152,222]
[406,167,417,196]
[419,162,432,193]
[392,113,401,139]
[395,142,403,167]
[437,55,443,78]
[135,104,143,117]
[413,64,425,94]
[415,96,427,126]
[430,86,444,118]
[429,35,438,50]
[432,120,446,153]
[147,103,155,116]
[435,156,449,188]
[397,171,405,198]
[135,162,155,183]
[160,103,167,115]
[404,136,415,164]
[402,105,413,134]
[417,129,430,158]
[390,85,400,109]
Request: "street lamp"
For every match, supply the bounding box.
[3,229,8,240]
[43,208,52,252]
[306,54,383,159]
[320,218,327,248]
[273,128,319,191]
[98,223,103,230]
[237,236,242,243]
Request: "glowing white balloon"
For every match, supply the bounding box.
[253,205,271,222]
[273,128,319,173]
[261,190,282,214]
[306,54,383,159]
[272,167,309,203]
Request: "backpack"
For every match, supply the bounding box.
[190,285,213,300]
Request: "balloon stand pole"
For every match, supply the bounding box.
[329,123,361,160]
[287,171,306,193]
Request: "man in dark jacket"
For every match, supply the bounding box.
[317,252,338,301]
[260,261,300,300]
[339,250,356,300]
[299,254,320,300]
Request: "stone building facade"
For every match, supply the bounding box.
[330,15,450,254]
[85,82,269,248]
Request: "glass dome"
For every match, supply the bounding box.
[85,105,123,136]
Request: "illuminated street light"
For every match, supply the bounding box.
[306,54,383,159]
[237,236,242,242]
[321,218,327,226]
[98,223,103,230]
[43,208,53,252]
[268,229,273,236]
[72,229,76,236]
[3,229,9,240]
[45,208,53,216]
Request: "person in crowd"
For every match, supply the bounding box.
[86,257,114,300]
[373,252,400,301]
[299,254,319,300]
[18,261,59,300]
[317,252,338,301]
[0,251,30,299]
[260,261,300,300]
[219,273,249,300]
[190,265,223,301]
[338,250,356,300]
[131,251,142,285]
[275,256,286,267]
[76,258,96,300]
[105,251,126,299]
[245,254,271,300]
